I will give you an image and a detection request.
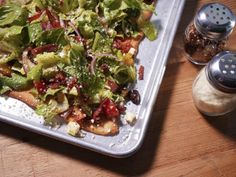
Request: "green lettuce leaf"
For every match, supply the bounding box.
[114,65,136,84]
[0,3,28,27]
[92,32,113,53]
[140,21,158,41]
[37,28,69,46]
[27,64,42,81]
[0,73,30,90]
[27,22,43,44]
[36,52,70,68]
[0,26,26,64]
[76,10,103,38]
[36,93,69,124]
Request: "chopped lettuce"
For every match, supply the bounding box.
[35,52,70,68]
[92,32,113,53]
[0,26,26,64]
[76,10,103,38]
[0,3,28,27]
[114,65,136,84]
[27,22,43,44]
[0,73,30,90]
[140,21,158,41]
[37,28,69,46]
[27,64,42,81]
[36,93,69,124]
[36,102,58,124]
[41,87,64,101]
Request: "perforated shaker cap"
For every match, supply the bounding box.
[194,3,236,40]
[207,51,236,93]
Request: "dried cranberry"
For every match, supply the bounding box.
[107,80,119,92]
[92,106,103,120]
[113,38,131,53]
[102,98,120,118]
[92,98,120,120]
[34,80,47,94]
[129,90,141,105]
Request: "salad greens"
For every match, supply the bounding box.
[0,0,157,135]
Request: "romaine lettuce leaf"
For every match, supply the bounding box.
[36,93,69,124]
[140,21,158,41]
[0,3,28,27]
[114,65,136,84]
[0,73,30,90]
[37,28,69,46]
[27,64,42,81]
[76,10,103,38]
[27,23,43,44]
[92,32,113,53]
[36,52,70,68]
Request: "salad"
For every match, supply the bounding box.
[0,0,157,136]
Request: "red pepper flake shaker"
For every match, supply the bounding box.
[184,3,235,65]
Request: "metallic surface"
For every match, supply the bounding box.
[194,3,236,40]
[207,51,236,93]
[0,0,185,158]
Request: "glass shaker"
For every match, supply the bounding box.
[184,3,235,65]
[192,51,236,116]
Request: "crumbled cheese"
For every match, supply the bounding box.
[124,111,136,125]
[67,121,80,136]
[128,48,136,55]
[58,51,66,58]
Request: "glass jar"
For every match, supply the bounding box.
[184,3,235,65]
[192,51,236,116]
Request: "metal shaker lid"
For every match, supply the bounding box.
[207,51,236,93]
[194,3,235,40]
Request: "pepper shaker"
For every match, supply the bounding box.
[184,3,236,65]
[192,51,236,116]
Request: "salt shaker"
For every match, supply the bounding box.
[184,3,235,65]
[192,51,236,116]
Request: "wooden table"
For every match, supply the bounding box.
[1,0,236,177]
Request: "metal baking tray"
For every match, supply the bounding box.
[0,0,185,157]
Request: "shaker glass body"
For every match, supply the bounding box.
[192,68,236,116]
[184,22,227,65]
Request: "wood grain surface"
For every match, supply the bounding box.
[1,0,236,177]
